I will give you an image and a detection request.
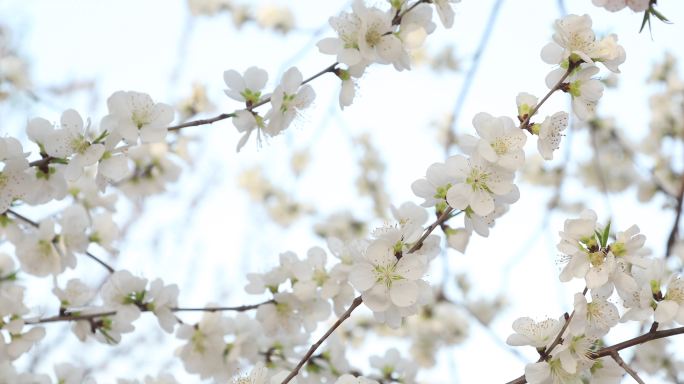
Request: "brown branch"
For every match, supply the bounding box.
[393,0,429,25]
[539,311,573,360]
[28,156,56,168]
[280,296,363,384]
[168,113,236,132]
[610,350,645,384]
[406,207,454,255]
[7,209,115,274]
[25,299,273,325]
[519,63,576,132]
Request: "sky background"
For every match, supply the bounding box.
[2,0,684,382]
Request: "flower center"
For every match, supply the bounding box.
[71,137,89,154]
[491,138,508,155]
[131,111,150,129]
[191,330,207,353]
[588,251,604,267]
[365,28,382,47]
[280,93,296,113]
[373,263,402,288]
[466,167,491,192]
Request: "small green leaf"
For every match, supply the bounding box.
[639,9,651,33]
[651,7,672,23]
[601,220,611,248]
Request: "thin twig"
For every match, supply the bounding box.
[520,64,576,131]
[168,113,236,132]
[171,300,274,312]
[280,296,363,384]
[610,350,645,384]
[25,299,273,325]
[539,311,573,360]
[406,207,454,255]
[394,0,429,24]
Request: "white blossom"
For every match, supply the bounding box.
[444,154,515,216]
[349,239,427,312]
[265,67,315,136]
[102,91,174,144]
[506,317,563,349]
[536,111,569,160]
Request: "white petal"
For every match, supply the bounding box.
[469,189,495,216]
[349,263,376,291]
[655,300,678,323]
[389,279,418,307]
[525,362,551,384]
[540,42,564,65]
[317,37,342,54]
[243,66,268,91]
[395,256,425,280]
[446,183,470,210]
[362,284,390,312]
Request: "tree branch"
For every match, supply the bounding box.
[25,299,273,325]
[406,207,455,255]
[280,296,363,384]
[539,311,573,360]
[519,63,576,132]
[610,350,645,384]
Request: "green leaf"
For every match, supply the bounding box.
[594,230,602,247]
[651,7,672,23]
[639,9,651,33]
[601,220,611,249]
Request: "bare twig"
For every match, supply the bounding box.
[519,64,576,131]
[406,207,454,255]
[610,350,645,384]
[168,113,236,132]
[539,311,573,360]
[280,296,363,384]
[25,299,273,325]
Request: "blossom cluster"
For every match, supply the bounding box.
[506,208,684,383]
[224,0,461,151]
[4,0,681,382]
